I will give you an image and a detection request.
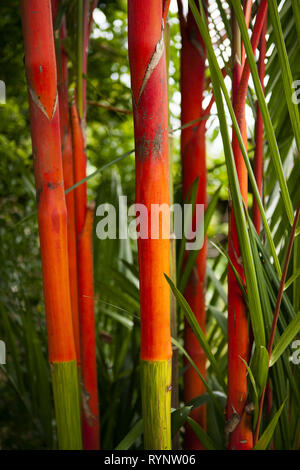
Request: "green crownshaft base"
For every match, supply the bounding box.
[51,360,82,450]
[140,359,172,450]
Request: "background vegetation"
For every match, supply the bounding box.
[0,0,299,450]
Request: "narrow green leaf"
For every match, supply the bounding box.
[171,406,193,438]
[186,417,216,450]
[209,240,248,304]
[65,149,134,194]
[115,419,143,450]
[240,357,258,399]
[250,346,269,395]
[187,391,227,410]
[284,268,300,291]
[254,401,286,450]
[240,357,259,428]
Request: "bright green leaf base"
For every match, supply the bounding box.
[51,360,82,450]
[140,359,172,450]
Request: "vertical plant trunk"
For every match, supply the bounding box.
[77,203,100,450]
[70,100,100,450]
[227,0,267,449]
[227,6,253,450]
[128,0,172,450]
[71,100,87,237]
[20,0,82,450]
[178,1,207,450]
[51,0,81,364]
[71,0,100,449]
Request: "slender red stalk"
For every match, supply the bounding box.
[70,99,100,450]
[88,0,98,38]
[51,0,81,363]
[244,0,253,28]
[20,0,76,367]
[71,3,100,448]
[77,203,100,450]
[163,0,171,24]
[70,101,87,236]
[254,202,300,444]
[237,0,268,115]
[227,1,268,450]
[128,0,172,449]
[228,4,249,451]
[20,0,82,448]
[253,15,267,233]
[242,0,253,67]
[178,0,208,450]
[128,0,171,364]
